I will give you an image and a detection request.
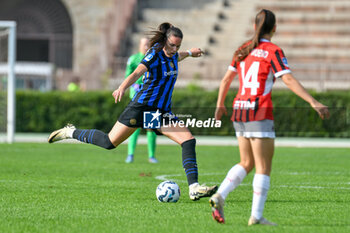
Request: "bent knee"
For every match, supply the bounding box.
[106,144,116,150]
[239,161,254,173]
[100,135,115,150]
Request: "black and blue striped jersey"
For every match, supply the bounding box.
[131,45,179,111]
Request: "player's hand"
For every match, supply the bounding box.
[189,48,204,57]
[112,87,125,103]
[215,106,227,120]
[311,101,330,120]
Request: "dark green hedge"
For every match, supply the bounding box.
[16,91,129,133]
[16,89,350,137]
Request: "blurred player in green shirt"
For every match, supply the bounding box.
[125,38,158,163]
[67,77,81,92]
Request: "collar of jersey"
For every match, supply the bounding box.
[161,49,176,60]
[260,38,270,42]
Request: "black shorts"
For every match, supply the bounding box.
[118,101,178,133]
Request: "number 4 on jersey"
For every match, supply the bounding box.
[240,61,260,95]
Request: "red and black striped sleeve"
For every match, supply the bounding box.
[270,48,291,78]
[228,58,237,72]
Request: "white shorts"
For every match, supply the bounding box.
[233,119,275,138]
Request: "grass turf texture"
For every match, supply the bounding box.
[0,143,349,233]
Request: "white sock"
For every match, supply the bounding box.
[217,164,247,200]
[251,174,270,220]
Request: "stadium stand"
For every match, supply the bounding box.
[112,0,350,91]
[255,0,350,90]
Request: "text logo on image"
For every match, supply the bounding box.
[143,110,161,129]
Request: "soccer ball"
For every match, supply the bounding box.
[156,180,180,203]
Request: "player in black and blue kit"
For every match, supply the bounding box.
[48,22,218,201]
[132,46,178,111]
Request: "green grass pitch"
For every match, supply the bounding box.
[0,143,349,233]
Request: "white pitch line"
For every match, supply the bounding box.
[155,173,350,190]
[277,171,349,175]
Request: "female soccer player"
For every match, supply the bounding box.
[124,37,158,164]
[209,9,329,225]
[48,22,218,201]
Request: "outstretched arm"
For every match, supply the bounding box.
[281,73,330,119]
[215,69,237,120]
[112,64,148,103]
[178,48,204,61]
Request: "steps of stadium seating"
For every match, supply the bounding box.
[138,0,218,10]
[277,12,350,24]
[254,0,350,89]
[130,0,222,53]
[257,0,350,9]
[254,0,350,64]
[274,37,350,46]
[121,0,350,90]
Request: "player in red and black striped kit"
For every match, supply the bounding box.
[230,38,291,123]
[210,9,330,225]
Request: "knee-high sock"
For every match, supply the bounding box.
[73,129,115,150]
[217,164,247,200]
[181,139,198,185]
[147,131,156,158]
[251,174,270,220]
[128,128,140,155]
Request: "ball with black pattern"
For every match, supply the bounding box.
[156,180,180,203]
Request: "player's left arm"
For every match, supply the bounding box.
[281,73,330,119]
[178,48,204,61]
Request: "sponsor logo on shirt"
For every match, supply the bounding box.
[164,70,178,77]
[234,100,256,110]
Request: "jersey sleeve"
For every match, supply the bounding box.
[228,58,237,72]
[270,48,291,78]
[140,48,158,70]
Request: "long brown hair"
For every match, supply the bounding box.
[234,9,276,62]
[149,22,183,53]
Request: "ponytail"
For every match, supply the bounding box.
[149,22,183,53]
[234,9,276,62]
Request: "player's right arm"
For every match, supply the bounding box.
[113,64,148,103]
[215,69,237,120]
